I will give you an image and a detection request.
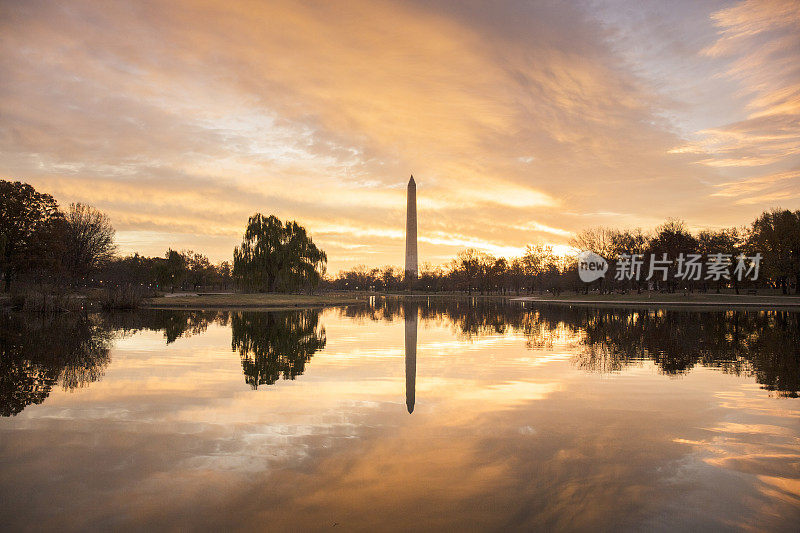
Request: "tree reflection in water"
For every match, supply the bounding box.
[231,310,326,389]
[0,308,329,415]
[2,298,797,417]
[0,313,112,416]
[108,309,328,388]
[569,307,800,397]
[343,298,800,398]
[103,309,228,344]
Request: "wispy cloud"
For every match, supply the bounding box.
[681,0,800,168]
[1,0,798,269]
[712,169,800,204]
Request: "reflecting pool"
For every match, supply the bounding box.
[1,298,799,531]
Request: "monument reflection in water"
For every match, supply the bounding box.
[2,301,799,415]
[404,302,417,413]
[0,299,799,531]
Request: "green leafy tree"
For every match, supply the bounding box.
[181,250,213,290]
[453,248,482,295]
[748,209,800,294]
[648,219,697,257]
[0,180,65,291]
[522,244,557,293]
[647,219,698,291]
[697,227,744,293]
[609,228,649,258]
[508,258,525,295]
[381,266,399,292]
[233,214,327,292]
[217,261,232,290]
[155,249,187,292]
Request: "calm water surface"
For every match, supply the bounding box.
[1,298,799,531]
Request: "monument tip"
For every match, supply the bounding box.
[409,174,415,185]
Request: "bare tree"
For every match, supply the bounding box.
[569,227,617,258]
[64,203,117,282]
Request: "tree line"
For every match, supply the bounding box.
[4,299,797,417]
[328,212,800,295]
[0,180,116,291]
[341,299,799,396]
[0,307,328,416]
[0,180,326,295]
[3,179,798,297]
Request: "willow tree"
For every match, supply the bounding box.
[233,214,327,292]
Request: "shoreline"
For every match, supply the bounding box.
[511,295,800,309]
[141,291,800,311]
[5,291,799,312]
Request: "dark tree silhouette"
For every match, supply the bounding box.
[0,180,65,291]
[63,202,116,282]
[233,214,326,292]
[155,249,187,293]
[749,209,800,294]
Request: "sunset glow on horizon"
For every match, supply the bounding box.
[2,0,798,273]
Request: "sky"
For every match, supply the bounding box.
[1,0,798,273]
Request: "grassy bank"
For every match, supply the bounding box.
[143,292,368,310]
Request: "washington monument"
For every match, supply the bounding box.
[405,175,418,279]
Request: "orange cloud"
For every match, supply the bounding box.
[1,0,798,270]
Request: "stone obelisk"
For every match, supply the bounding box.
[405,175,418,279]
